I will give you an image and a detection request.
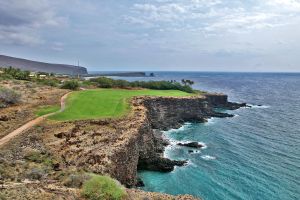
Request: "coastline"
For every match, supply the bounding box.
[0,83,247,199]
[134,93,247,185]
[134,94,246,197]
[37,92,246,188]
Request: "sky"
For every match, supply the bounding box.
[0,0,300,72]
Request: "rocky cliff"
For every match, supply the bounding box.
[0,55,88,75]
[51,93,245,188]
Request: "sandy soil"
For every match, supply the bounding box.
[0,92,70,147]
[0,80,67,138]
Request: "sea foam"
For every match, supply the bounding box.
[201,155,216,160]
[248,104,270,109]
[205,117,216,126]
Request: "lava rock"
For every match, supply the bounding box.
[188,150,194,154]
[138,157,187,172]
[136,177,145,187]
[177,142,204,148]
[54,132,65,138]
[0,115,9,121]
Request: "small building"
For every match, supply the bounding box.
[0,70,4,74]
[29,72,37,77]
[55,74,69,78]
[39,74,47,79]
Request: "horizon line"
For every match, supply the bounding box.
[87,70,300,73]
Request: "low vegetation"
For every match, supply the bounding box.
[61,171,90,188]
[36,79,60,87]
[0,66,65,88]
[0,66,30,80]
[1,67,198,93]
[90,77,194,93]
[61,80,80,90]
[82,174,127,200]
[24,148,53,167]
[49,89,194,121]
[0,87,21,108]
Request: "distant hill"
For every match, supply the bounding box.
[0,55,87,75]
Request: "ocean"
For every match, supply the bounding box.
[116,72,300,200]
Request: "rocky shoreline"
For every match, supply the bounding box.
[134,94,246,183]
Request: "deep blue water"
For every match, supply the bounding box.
[118,72,300,200]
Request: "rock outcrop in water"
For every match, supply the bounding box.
[53,93,246,188]
[178,142,204,148]
[204,93,247,110]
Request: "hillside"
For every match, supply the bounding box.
[0,55,87,75]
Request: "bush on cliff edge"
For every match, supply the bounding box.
[81,174,127,200]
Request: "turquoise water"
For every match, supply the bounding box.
[134,72,300,200]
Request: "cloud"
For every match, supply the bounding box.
[267,0,300,11]
[0,27,43,46]
[125,0,300,34]
[0,0,299,71]
[0,0,67,46]
[203,12,284,33]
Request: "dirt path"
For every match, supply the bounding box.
[0,92,71,148]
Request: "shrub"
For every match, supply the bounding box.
[82,175,127,200]
[0,87,21,107]
[90,77,195,93]
[36,79,59,87]
[63,173,90,188]
[61,80,80,90]
[23,148,53,166]
[0,73,13,80]
[24,149,45,163]
[26,168,45,180]
[90,77,114,88]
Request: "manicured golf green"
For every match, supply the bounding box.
[49,89,194,121]
[36,105,60,116]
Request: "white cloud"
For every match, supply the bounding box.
[126,0,300,34]
[204,12,285,33]
[0,28,43,46]
[267,0,300,11]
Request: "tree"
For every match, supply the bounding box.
[186,79,194,86]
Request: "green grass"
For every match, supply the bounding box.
[35,105,60,116]
[49,89,194,121]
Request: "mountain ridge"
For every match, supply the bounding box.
[0,55,87,75]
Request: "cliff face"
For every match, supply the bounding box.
[143,96,210,130]
[52,94,245,188]
[133,94,244,178]
[0,55,88,75]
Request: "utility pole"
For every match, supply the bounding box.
[77,60,81,79]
